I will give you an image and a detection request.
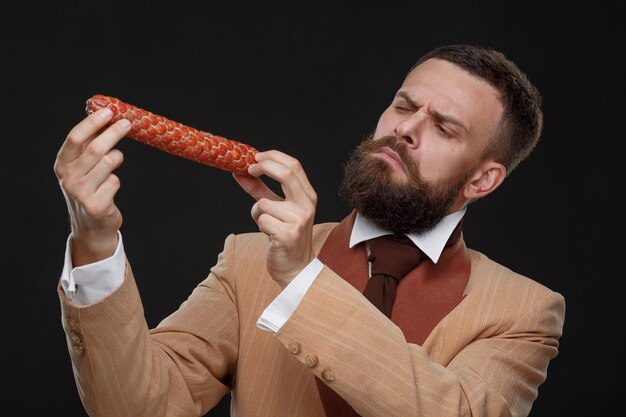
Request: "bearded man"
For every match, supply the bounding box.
[54,44,565,417]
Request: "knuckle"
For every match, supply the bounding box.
[280,167,295,181]
[103,204,118,218]
[53,160,64,177]
[258,198,270,211]
[287,158,301,170]
[66,132,82,147]
[114,122,127,133]
[85,143,103,157]
[108,174,121,187]
[257,213,268,227]
[101,153,119,169]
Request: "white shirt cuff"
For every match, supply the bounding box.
[60,231,126,306]
[256,258,325,333]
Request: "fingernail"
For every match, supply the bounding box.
[100,108,113,119]
[118,118,131,128]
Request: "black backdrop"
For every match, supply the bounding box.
[2,1,624,416]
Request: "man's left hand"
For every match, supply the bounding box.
[233,150,317,288]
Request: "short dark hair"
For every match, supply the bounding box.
[413,44,543,175]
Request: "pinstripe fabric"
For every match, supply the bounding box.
[59,222,564,417]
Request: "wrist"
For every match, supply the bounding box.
[71,230,119,267]
[272,253,315,289]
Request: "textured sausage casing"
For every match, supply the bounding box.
[85,94,258,176]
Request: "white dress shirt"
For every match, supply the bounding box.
[60,208,466,332]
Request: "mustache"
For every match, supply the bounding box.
[361,135,420,177]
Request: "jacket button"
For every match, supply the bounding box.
[321,369,335,382]
[305,355,318,368]
[69,331,83,344]
[72,344,85,356]
[66,317,79,330]
[288,342,301,355]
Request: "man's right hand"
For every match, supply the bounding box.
[54,107,131,267]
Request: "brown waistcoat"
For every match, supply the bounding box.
[315,212,471,416]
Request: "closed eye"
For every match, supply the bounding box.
[393,105,413,113]
[435,124,452,137]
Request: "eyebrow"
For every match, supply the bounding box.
[395,91,469,133]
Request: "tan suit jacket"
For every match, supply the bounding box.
[59,222,565,417]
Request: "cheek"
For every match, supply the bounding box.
[373,109,396,137]
[416,144,470,183]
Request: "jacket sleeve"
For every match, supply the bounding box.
[274,265,565,417]
[58,234,240,417]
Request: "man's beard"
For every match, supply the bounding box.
[338,135,471,235]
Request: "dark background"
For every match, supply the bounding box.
[2,1,623,416]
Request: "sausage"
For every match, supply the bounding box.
[85,94,258,176]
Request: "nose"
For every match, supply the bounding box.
[393,111,424,149]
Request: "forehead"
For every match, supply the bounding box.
[399,58,503,137]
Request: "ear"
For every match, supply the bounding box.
[463,161,507,201]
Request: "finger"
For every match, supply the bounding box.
[232,172,282,202]
[256,212,285,240]
[73,119,131,175]
[85,174,122,223]
[58,108,115,162]
[254,150,316,201]
[248,159,311,204]
[93,173,121,206]
[251,198,297,223]
[81,149,124,195]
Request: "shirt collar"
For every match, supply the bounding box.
[349,206,466,264]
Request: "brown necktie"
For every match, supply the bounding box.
[363,234,424,317]
[362,221,463,317]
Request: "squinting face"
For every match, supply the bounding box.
[339,58,504,234]
[373,58,503,195]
